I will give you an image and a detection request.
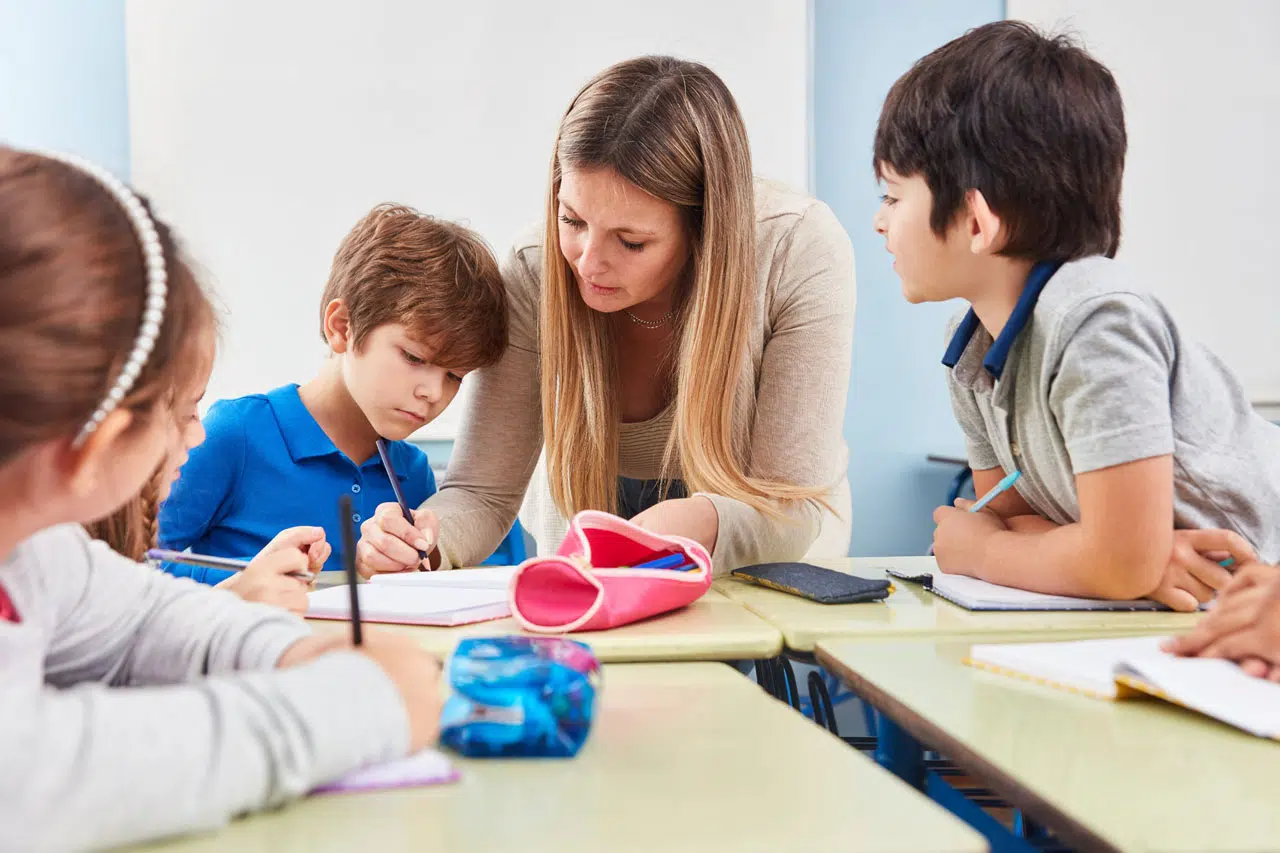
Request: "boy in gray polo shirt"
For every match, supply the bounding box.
[871,21,1280,611]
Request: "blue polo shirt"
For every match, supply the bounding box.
[157,384,436,584]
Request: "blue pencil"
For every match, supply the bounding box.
[969,470,1022,514]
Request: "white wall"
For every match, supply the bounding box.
[1008,0,1280,403]
[126,0,810,437]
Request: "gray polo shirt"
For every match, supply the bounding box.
[945,256,1280,562]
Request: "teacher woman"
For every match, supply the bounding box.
[358,55,855,576]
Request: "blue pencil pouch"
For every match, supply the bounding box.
[440,636,602,758]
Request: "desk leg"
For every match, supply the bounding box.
[873,713,926,791]
[755,657,803,711]
[806,670,839,736]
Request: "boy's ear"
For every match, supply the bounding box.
[64,408,135,499]
[323,299,354,354]
[965,189,1005,255]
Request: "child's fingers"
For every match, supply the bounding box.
[263,548,311,577]
[1198,628,1258,662]
[265,526,326,553]
[1179,550,1233,591]
[360,521,424,568]
[355,537,415,577]
[373,503,433,552]
[1172,571,1216,604]
[1150,585,1200,613]
[1173,594,1264,653]
[1239,657,1270,679]
[411,508,439,550]
[1178,529,1257,566]
[953,498,974,510]
[307,540,332,571]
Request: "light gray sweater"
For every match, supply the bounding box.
[0,524,410,852]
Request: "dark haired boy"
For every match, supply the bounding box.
[873,21,1280,610]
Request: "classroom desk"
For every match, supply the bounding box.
[309,587,783,663]
[714,557,1201,654]
[135,663,987,853]
[815,638,1280,853]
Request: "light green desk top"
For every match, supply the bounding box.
[816,637,1280,853]
[311,587,782,663]
[714,557,1200,652]
[138,663,986,853]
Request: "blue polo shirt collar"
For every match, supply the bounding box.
[264,384,410,478]
[942,260,1064,382]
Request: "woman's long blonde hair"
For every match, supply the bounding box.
[540,55,827,519]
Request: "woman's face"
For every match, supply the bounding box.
[556,166,691,318]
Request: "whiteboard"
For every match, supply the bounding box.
[1007,0,1280,403]
[126,0,811,437]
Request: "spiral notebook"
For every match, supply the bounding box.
[966,635,1280,740]
[893,569,1168,612]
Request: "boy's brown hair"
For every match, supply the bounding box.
[320,204,507,369]
[874,20,1127,261]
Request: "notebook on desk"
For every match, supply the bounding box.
[312,748,460,795]
[307,584,511,626]
[896,569,1169,612]
[369,565,518,590]
[966,635,1280,740]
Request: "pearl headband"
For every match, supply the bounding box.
[39,152,169,447]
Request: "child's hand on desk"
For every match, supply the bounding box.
[259,525,332,575]
[280,632,444,750]
[217,529,316,613]
[1147,529,1255,612]
[357,503,440,575]
[931,502,1007,577]
[1163,561,1280,681]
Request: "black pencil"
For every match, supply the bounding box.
[339,494,362,646]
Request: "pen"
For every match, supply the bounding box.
[145,548,314,583]
[376,437,429,567]
[339,494,362,646]
[969,470,1022,514]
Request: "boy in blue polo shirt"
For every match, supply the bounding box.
[158,204,509,581]
[872,22,1280,611]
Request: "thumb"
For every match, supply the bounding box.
[953,498,975,510]
[411,508,439,543]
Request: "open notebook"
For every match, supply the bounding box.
[927,571,1167,612]
[307,583,510,627]
[967,635,1280,740]
[370,565,518,590]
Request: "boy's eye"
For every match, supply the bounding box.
[447,372,464,384]
[401,348,426,366]
[558,214,586,231]
[879,194,899,207]
[620,238,644,252]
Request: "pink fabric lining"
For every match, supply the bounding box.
[509,511,712,633]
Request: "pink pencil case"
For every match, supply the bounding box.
[508,510,712,633]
